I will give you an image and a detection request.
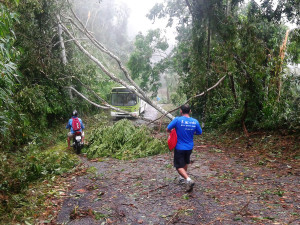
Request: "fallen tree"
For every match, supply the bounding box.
[57,0,227,123]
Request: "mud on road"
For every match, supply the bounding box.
[55,139,299,225]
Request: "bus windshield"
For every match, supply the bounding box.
[111,93,137,106]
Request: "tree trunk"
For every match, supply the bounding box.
[226,0,231,16]
[276,30,289,102]
[166,85,170,103]
[57,15,67,65]
[203,17,211,123]
[57,14,73,99]
[185,0,193,16]
[241,100,249,137]
[229,73,237,103]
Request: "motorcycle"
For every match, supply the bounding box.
[73,131,83,154]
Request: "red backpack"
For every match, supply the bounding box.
[72,118,81,131]
[167,129,177,151]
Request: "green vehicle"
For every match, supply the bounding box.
[110,86,147,118]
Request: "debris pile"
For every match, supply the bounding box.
[86,119,167,160]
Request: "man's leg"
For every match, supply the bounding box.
[174,150,189,177]
[67,137,71,148]
[81,131,85,144]
[178,150,194,191]
[177,167,188,179]
[174,149,194,191]
[184,164,188,172]
[175,151,190,178]
[177,166,194,191]
[67,132,73,149]
[177,164,192,180]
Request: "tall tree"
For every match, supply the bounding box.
[148,0,300,132]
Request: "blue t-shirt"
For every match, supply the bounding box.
[66,116,85,134]
[167,116,202,150]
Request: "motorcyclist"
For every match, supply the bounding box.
[66,110,85,149]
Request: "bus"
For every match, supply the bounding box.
[110,86,147,118]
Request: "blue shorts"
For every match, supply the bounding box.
[174,149,192,169]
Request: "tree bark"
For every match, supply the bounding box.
[185,0,193,16]
[229,73,237,103]
[203,16,211,123]
[57,14,67,65]
[57,14,73,99]
[206,18,211,70]
[241,100,249,137]
[166,85,170,103]
[66,1,162,107]
[226,0,231,16]
[276,30,289,102]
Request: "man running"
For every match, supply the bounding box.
[166,104,202,192]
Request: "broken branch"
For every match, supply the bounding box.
[148,75,227,125]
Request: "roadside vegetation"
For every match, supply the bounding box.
[0,126,80,223]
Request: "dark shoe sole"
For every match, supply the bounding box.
[179,179,185,185]
[186,182,195,192]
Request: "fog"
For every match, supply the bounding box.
[72,0,175,48]
[108,0,175,42]
[125,0,165,37]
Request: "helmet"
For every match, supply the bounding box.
[72,110,78,117]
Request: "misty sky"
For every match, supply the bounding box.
[118,0,296,44]
[121,0,176,44]
[125,0,164,36]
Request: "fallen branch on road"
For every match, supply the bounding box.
[148,75,227,125]
[234,200,251,216]
[166,211,180,225]
[142,184,169,197]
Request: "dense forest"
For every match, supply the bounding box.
[0,0,299,223]
[1,0,299,149]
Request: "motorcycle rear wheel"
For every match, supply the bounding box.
[74,143,81,154]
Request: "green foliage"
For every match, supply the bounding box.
[287,28,300,64]
[0,142,78,194]
[15,85,68,128]
[0,3,20,137]
[170,91,186,106]
[0,116,78,223]
[0,0,106,150]
[128,29,169,96]
[0,141,79,223]
[86,119,167,160]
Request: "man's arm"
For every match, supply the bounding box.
[80,118,85,129]
[195,121,202,135]
[166,118,177,133]
[66,119,71,129]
